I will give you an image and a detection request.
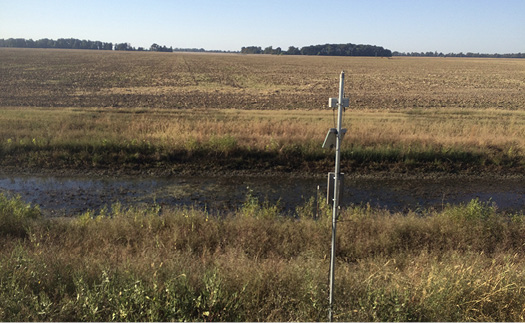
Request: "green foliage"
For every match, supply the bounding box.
[243,42,392,57]
[207,135,238,155]
[295,194,331,221]
[240,187,281,219]
[0,193,40,237]
[299,43,392,57]
[0,37,114,50]
[441,198,498,222]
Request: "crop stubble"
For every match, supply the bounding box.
[1,47,524,110]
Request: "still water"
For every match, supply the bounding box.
[0,175,523,216]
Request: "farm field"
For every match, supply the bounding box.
[0,48,524,175]
[1,48,525,322]
[1,48,525,110]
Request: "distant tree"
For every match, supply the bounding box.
[294,43,391,57]
[0,37,115,50]
[115,43,134,51]
[0,38,521,58]
[263,46,273,54]
[12,38,27,47]
[149,43,173,52]
[37,38,52,48]
[241,46,262,54]
[72,39,81,49]
[299,44,318,55]
[173,48,212,52]
[285,46,301,55]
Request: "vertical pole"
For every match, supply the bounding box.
[329,71,344,322]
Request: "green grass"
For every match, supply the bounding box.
[0,193,40,238]
[1,194,525,321]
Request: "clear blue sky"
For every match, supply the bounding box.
[1,0,523,53]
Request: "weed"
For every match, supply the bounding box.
[0,193,41,238]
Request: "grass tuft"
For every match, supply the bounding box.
[0,193,40,238]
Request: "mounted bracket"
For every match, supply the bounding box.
[328,97,349,108]
[322,128,347,149]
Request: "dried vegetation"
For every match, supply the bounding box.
[0,48,524,174]
[2,194,525,321]
[2,49,525,321]
[1,48,524,110]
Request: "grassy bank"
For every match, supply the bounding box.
[1,193,525,321]
[0,107,523,174]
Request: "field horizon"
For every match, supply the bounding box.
[1,48,524,176]
[2,47,524,110]
[1,47,525,322]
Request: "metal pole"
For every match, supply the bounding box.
[329,71,344,322]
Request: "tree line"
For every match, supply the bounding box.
[392,51,525,58]
[0,38,175,52]
[2,38,522,58]
[241,43,393,57]
[0,38,114,50]
[0,37,238,53]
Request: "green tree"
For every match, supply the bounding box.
[285,46,300,55]
[241,46,262,54]
[263,46,273,54]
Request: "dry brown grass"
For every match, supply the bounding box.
[1,106,523,154]
[2,195,525,321]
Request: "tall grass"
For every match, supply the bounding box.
[1,194,525,321]
[0,107,523,173]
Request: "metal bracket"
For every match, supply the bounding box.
[328,97,349,108]
[322,128,337,149]
[322,128,347,149]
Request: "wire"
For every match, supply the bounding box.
[343,96,347,126]
[332,106,337,129]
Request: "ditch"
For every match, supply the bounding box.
[0,174,523,217]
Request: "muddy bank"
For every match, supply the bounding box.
[0,172,523,217]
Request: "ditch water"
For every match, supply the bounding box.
[0,174,524,217]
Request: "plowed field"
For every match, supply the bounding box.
[1,48,524,110]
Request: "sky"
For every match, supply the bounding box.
[0,0,524,54]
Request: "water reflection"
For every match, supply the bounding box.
[0,175,523,216]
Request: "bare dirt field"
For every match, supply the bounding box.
[1,48,524,110]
